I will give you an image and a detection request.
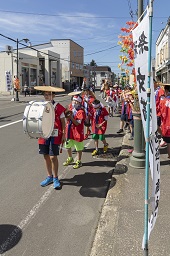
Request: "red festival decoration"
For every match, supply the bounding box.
[117,21,138,86]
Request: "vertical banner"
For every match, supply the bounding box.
[132,7,160,247]
[5,71,12,91]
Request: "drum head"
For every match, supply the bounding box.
[23,101,54,139]
[41,102,55,138]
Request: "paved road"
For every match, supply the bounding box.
[0,94,122,256]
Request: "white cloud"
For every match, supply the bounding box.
[0,11,104,37]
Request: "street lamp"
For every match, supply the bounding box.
[15,38,30,101]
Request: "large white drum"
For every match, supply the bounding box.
[23,101,55,139]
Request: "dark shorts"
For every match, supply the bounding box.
[157,116,161,127]
[128,119,134,126]
[39,144,59,156]
[162,137,170,143]
[121,114,128,122]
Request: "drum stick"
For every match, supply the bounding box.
[60,144,63,153]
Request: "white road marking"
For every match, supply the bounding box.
[0,139,92,255]
[0,120,22,129]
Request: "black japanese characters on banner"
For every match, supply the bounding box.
[140,97,152,121]
[137,68,146,93]
[134,31,149,58]
[138,31,149,54]
[155,179,160,194]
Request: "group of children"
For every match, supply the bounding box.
[37,86,109,190]
[35,80,170,190]
[103,83,134,140]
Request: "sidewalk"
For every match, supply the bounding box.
[90,124,170,255]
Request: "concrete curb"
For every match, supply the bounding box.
[90,133,133,256]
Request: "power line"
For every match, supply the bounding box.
[0,9,130,19]
[0,9,168,19]
[85,45,119,56]
[0,33,119,62]
[127,0,134,20]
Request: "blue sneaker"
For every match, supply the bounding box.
[53,177,61,190]
[40,176,53,187]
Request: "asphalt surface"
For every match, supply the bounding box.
[0,92,122,256]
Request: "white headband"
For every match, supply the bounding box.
[92,103,101,109]
[72,96,82,103]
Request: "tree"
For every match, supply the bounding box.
[90,59,97,67]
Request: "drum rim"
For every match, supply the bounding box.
[23,101,55,139]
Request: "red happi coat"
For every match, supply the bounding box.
[155,87,165,117]
[106,90,117,102]
[160,96,170,137]
[65,104,86,142]
[38,102,65,145]
[91,106,109,135]
[82,95,94,118]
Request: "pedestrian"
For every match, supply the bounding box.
[117,88,129,133]
[160,84,170,159]
[105,87,117,117]
[82,85,96,139]
[91,99,109,156]
[100,80,109,99]
[34,86,66,189]
[125,91,134,140]
[24,82,30,97]
[63,95,86,169]
[154,79,166,147]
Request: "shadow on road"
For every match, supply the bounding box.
[61,171,117,198]
[0,224,22,254]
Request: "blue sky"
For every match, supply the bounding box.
[0,0,169,75]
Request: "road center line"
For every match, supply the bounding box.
[0,120,23,129]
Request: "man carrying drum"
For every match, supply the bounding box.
[34,86,66,189]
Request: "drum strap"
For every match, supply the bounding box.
[53,102,58,109]
[67,108,78,141]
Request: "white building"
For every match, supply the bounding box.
[93,66,113,86]
[0,46,61,93]
[0,39,84,93]
[155,17,170,83]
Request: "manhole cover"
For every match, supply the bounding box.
[93,148,120,160]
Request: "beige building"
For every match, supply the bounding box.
[155,17,170,83]
[32,39,84,90]
[50,39,84,89]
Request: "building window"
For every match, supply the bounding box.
[72,62,75,69]
[74,51,76,57]
[101,72,105,77]
[76,63,79,69]
[30,68,37,86]
[157,53,159,67]
[166,42,168,59]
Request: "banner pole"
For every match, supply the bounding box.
[144,0,153,255]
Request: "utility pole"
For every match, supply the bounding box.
[129,0,145,168]
[15,38,30,101]
[138,0,143,22]
[15,38,19,101]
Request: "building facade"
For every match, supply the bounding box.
[48,39,84,90]
[93,66,113,86]
[155,17,170,83]
[0,39,84,93]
